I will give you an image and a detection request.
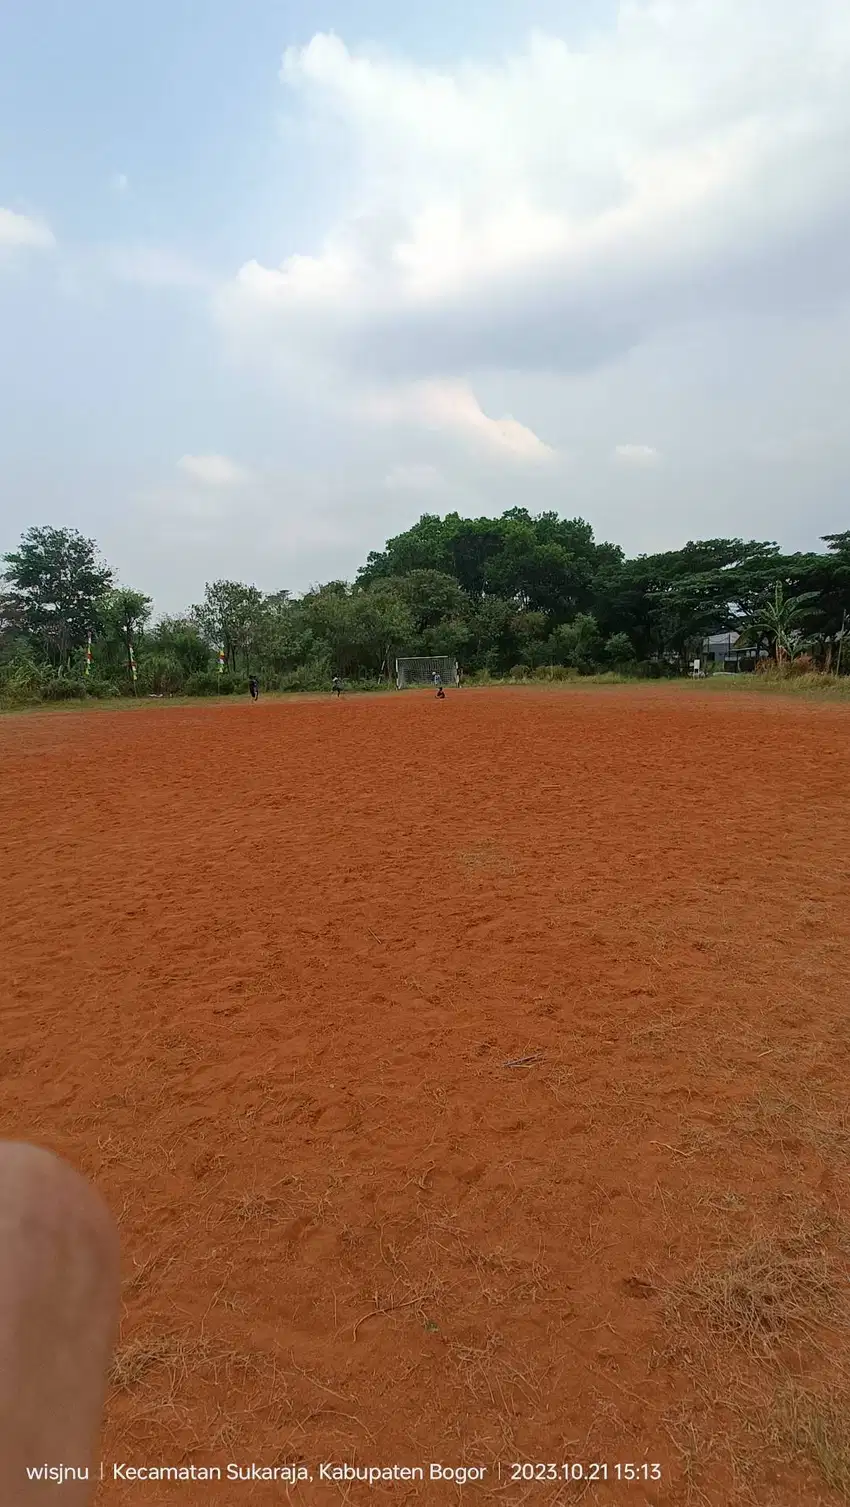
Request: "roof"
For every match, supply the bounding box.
[704,631,742,649]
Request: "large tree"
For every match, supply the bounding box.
[302,583,414,678]
[97,587,152,686]
[2,527,113,670]
[191,581,266,674]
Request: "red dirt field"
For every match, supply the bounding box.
[2,685,850,1506]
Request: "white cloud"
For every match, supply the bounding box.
[107,246,209,288]
[177,454,254,486]
[0,207,55,251]
[613,443,659,465]
[218,1,850,396]
[364,380,554,462]
[383,462,444,489]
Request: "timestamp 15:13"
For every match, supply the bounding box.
[509,1463,662,1482]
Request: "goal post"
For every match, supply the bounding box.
[395,656,459,689]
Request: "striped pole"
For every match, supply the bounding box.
[85,632,92,677]
[218,647,226,675]
[129,642,137,684]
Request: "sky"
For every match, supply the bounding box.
[1,0,849,615]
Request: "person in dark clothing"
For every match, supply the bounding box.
[332,676,343,697]
[249,676,259,701]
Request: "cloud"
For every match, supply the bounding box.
[177,454,254,486]
[0,207,55,252]
[111,172,129,195]
[613,443,659,465]
[383,463,444,490]
[217,2,850,393]
[365,380,554,462]
[107,246,210,289]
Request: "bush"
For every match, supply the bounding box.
[41,675,88,701]
[138,653,186,695]
[605,632,636,667]
[278,660,333,692]
[185,671,242,696]
[0,660,49,704]
[83,676,121,698]
[532,664,578,681]
[509,663,531,681]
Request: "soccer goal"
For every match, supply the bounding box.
[395,656,459,689]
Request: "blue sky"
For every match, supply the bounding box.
[1,0,848,613]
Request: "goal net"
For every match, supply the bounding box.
[395,656,458,689]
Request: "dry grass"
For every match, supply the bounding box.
[665,1231,839,1357]
[109,1329,279,1397]
[706,671,850,701]
[741,1088,850,1158]
[770,1383,850,1500]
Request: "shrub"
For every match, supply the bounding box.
[509,663,531,681]
[0,660,49,703]
[278,660,333,693]
[83,676,121,698]
[532,664,577,681]
[605,632,636,667]
[138,653,186,695]
[40,676,88,701]
[185,671,242,696]
[787,654,816,677]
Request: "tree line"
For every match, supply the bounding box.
[1,512,848,701]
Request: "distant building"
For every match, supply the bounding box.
[702,631,768,672]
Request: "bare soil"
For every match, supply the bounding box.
[2,686,849,1505]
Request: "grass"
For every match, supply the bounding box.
[705,671,850,701]
[3,667,850,715]
[665,1229,841,1357]
[109,1328,280,1395]
[770,1383,850,1500]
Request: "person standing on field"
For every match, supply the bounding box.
[249,676,259,702]
[332,676,342,697]
[433,671,445,699]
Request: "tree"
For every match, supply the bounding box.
[2,527,113,670]
[98,588,152,687]
[375,570,467,632]
[0,590,30,665]
[191,581,265,673]
[594,539,781,666]
[791,535,850,670]
[604,632,636,667]
[302,584,414,677]
[739,581,819,663]
[148,617,210,676]
[551,613,604,672]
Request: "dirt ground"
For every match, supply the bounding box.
[2,685,850,1506]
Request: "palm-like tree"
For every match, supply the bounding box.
[740,583,818,664]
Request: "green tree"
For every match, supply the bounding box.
[0,590,30,665]
[191,581,265,673]
[739,581,819,664]
[791,534,850,670]
[604,631,636,667]
[2,526,113,670]
[98,587,152,687]
[148,617,211,676]
[377,570,467,631]
[301,584,414,677]
[551,613,604,672]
